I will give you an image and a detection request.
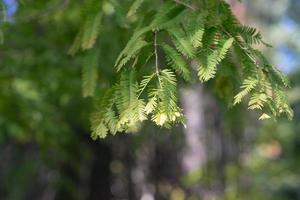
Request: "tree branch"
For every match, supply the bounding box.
[221,26,260,66]
[154,31,159,74]
[153,31,162,86]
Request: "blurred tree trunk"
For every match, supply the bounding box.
[181,85,229,199]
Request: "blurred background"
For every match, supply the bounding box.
[0,0,299,199]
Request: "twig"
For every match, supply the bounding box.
[221,26,259,66]
[153,31,162,86]
[174,0,196,10]
[154,31,159,75]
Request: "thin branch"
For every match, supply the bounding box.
[174,0,196,10]
[221,26,260,66]
[154,31,159,74]
[153,31,162,86]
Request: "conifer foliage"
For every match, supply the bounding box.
[70,0,293,139]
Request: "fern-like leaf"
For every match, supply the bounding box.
[162,43,191,81]
[127,0,144,18]
[90,88,119,139]
[145,89,159,115]
[150,69,184,126]
[168,27,196,58]
[82,50,99,97]
[237,26,271,47]
[248,93,269,110]
[198,37,233,82]
[138,73,156,97]
[234,77,259,105]
[91,111,108,140]
[150,3,185,30]
[116,38,149,71]
[259,113,271,120]
[68,0,102,54]
[68,29,84,55]
[116,70,146,129]
[185,12,207,48]
[81,12,102,50]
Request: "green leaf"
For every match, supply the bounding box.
[162,43,191,82]
[82,50,99,97]
[81,12,102,50]
[127,0,144,18]
[186,12,207,48]
[114,27,150,71]
[91,122,108,140]
[168,28,196,58]
[248,93,268,110]
[234,77,258,105]
[116,70,146,129]
[198,37,233,82]
[150,3,185,30]
[138,73,156,97]
[259,113,271,120]
[149,69,184,127]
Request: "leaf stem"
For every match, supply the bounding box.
[154,31,159,74]
[154,31,162,87]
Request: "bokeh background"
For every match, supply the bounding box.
[0,0,300,199]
